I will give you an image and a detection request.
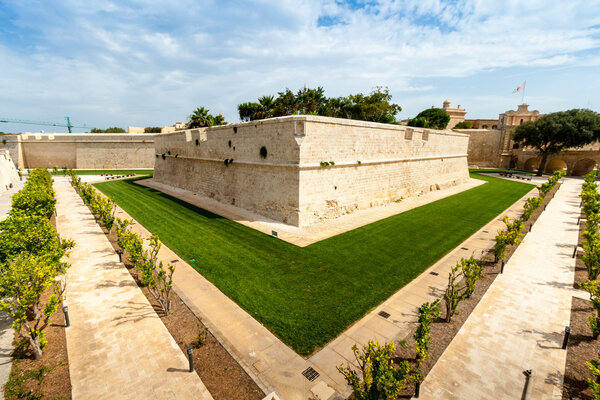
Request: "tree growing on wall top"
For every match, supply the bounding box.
[237,86,402,124]
[513,109,600,176]
[188,107,227,128]
[407,108,450,130]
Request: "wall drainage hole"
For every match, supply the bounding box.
[301,367,319,382]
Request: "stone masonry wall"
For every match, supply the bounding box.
[4,134,156,169]
[153,116,469,227]
[455,129,503,168]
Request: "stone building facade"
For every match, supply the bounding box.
[152,115,470,227]
[442,100,467,129]
[459,103,599,175]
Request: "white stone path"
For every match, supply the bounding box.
[419,178,583,399]
[55,180,214,400]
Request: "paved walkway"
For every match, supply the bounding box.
[0,180,24,399]
[54,180,214,400]
[420,178,582,399]
[110,177,539,399]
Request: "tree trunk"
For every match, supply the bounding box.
[537,153,549,176]
[30,337,43,360]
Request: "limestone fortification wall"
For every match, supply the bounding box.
[0,149,19,193]
[4,133,156,169]
[153,116,469,227]
[455,129,503,168]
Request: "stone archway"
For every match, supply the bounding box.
[545,158,567,173]
[572,158,597,176]
[523,157,540,171]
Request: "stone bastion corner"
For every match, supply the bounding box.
[151,115,470,228]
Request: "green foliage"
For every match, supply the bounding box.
[238,86,402,124]
[115,218,144,266]
[408,108,450,130]
[337,340,421,400]
[192,321,208,348]
[90,127,126,133]
[0,214,72,267]
[188,107,226,128]
[513,109,600,175]
[453,121,474,129]
[144,127,162,133]
[462,255,483,298]
[581,280,600,339]
[320,161,335,168]
[414,299,440,362]
[0,255,66,360]
[522,196,543,221]
[4,360,54,400]
[587,353,600,398]
[138,235,175,314]
[10,168,55,219]
[493,216,524,263]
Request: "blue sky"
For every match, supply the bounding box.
[0,0,599,133]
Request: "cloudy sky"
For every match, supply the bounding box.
[0,0,599,133]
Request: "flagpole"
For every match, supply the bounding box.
[522,80,526,104]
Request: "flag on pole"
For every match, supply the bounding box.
[512,81,526,93]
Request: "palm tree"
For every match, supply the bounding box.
[188,107,212,128]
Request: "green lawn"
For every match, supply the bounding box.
[94,174,533,355]
[50,169,153,176]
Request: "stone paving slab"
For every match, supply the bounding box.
[418,178,582,399]
[97,175,539,400]
[54,180,213,400]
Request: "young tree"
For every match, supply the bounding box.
[337,340,420,400]
[138,235,175,314]
[513,109,600,176]
[414,299,440,362]
[443,264,464,322]
[461,256,483,298]
[0,255,67,359]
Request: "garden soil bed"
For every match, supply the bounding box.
[5,293,71,400]
[4,213,72,400]
[103,228,264,400]
[393,181,560,398]
[562,204,600,399]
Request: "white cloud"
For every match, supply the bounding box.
[0,0,598,131]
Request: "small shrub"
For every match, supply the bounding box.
[337,340,421,400]
[461,255,483,298]
[522,196,543,221]
[192,321,208,348]
[581,280,600,339]
[587,353,600,397]
[414,299,440,362]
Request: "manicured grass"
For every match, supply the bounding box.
[50,169,153,175]
[94,174,533,355]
